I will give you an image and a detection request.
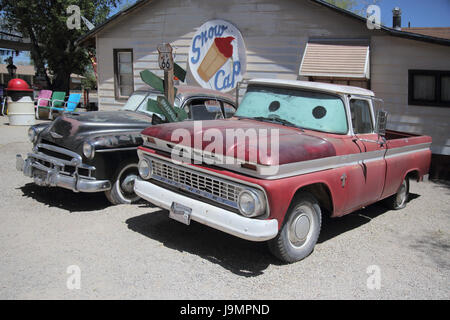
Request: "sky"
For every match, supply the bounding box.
[110,0,450,28]
[360,0,450,28]
[7,0,450,66]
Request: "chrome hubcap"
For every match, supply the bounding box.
[288,205,314,248]
[294,215,311,240]
[121,174,137,194]
[117,163,140,202]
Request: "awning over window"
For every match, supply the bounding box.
[300,42,370,79]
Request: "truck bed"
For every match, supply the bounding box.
[385,129,422,140]
[381,129,432,198]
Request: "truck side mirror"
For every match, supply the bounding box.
[375,110,388,136]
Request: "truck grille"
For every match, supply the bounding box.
[144,155,244,209]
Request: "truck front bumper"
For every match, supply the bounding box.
[16,153,111,193]
[134,178,279,242]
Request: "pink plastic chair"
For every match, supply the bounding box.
[36,90,53,107]
[35,90,52,119]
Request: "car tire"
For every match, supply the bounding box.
[268,192,322,263]
[105,159,140,205]
[384,178,409,210]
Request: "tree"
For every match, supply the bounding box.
[0,0,121,92]
[81,66,97,90]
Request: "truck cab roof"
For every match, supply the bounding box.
[248,79,375,97]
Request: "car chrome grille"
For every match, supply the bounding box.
[32,143,94,178]
[38,143,73,162]
[144,155,244,209]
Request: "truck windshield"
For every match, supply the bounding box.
[235,85,348,134]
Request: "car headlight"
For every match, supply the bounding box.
[237,189,266,218]
[138,158,152,179]
[28,127,37,143]
[83,141,95,159]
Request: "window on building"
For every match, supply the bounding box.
[350,99,373,134]
[409,70,450,107]
[114,49,134,99]
[441,76,450,103]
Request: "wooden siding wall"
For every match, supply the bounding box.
[96,0,373,107]
[371,36,450,155]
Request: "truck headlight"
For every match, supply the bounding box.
[83,141,95,159]
[238,189,266,218]
[138,159,152,179]
[28,127,37,143]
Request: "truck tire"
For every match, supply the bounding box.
[105,159,140,205]
[268,192,322,263]
[385,178,409,210]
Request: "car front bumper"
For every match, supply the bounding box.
[16,153,111,193]
[134,178,279,242]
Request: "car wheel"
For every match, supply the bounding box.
[268,192,322,263]
[385,178,409,210]
[105,160,140,205]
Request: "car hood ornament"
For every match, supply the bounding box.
[50,131,63,139]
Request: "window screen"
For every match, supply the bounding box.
[114,49,134,98]
[409,70,450,107]
[235,85,348,134]
[413,75,436,101]
[441,76,450,102]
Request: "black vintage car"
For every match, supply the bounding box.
[16,86,236,204]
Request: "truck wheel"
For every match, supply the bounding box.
[105,160,140,205]
[268,192,322,263]
[385,178,409,210]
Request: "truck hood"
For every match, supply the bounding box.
[141,119,336,166]
[40,111,152,150]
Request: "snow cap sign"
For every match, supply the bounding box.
[189,20,247,92]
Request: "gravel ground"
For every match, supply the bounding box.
[0,118,449,300]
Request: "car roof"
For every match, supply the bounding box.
[134,85,236,103]
[248,78,375,97]
[176,85,235,101]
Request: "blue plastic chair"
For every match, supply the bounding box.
[49,93,81,119]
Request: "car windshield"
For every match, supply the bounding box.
[235,85,348,134]
[121,91,165,117]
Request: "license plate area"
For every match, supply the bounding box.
[169,202,192,225]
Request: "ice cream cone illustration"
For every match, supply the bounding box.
[198,37,235,82]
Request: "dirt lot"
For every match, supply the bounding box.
[0,118,449,300]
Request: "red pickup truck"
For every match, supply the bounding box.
[134,79,432,263]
